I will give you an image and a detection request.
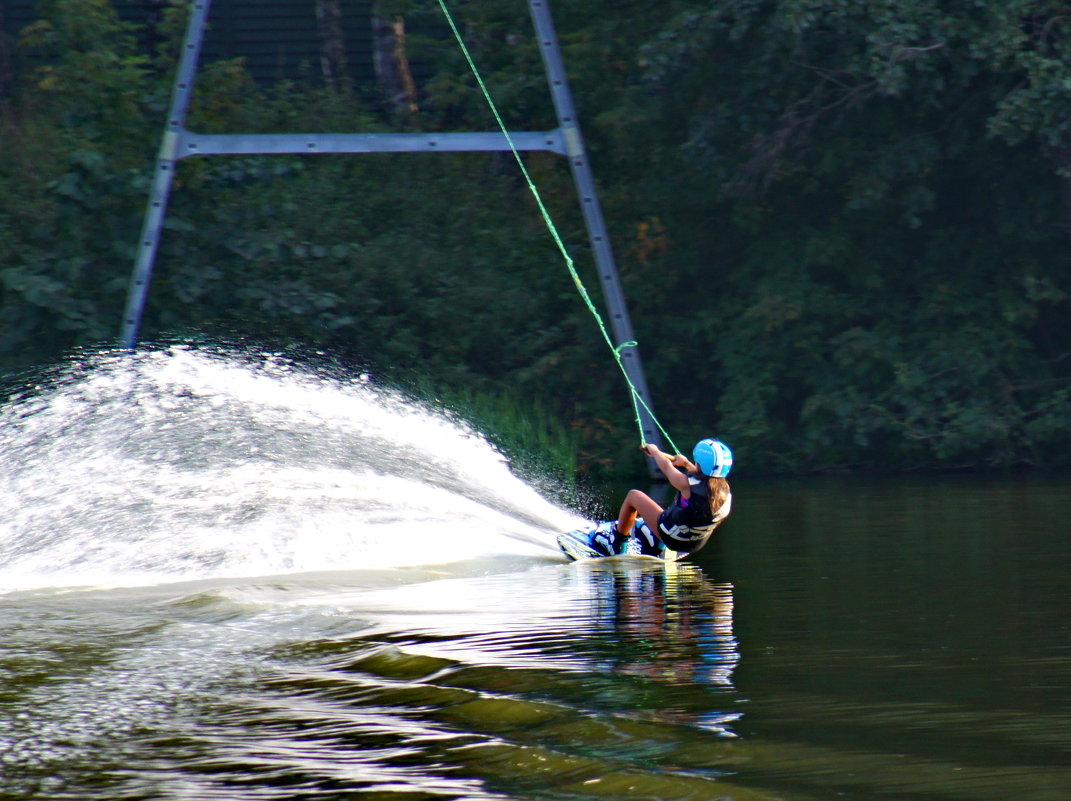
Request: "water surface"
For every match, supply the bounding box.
[1,348,1068,800]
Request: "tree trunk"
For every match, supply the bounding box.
[0,16,13,101]
[372,12,419,113]
[315,0,349,93]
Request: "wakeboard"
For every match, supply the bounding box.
[557,519,687,562]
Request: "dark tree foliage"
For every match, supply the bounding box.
[611,0,1071,471]
[1,0,1069,475]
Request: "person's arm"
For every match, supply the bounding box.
[671,452,698,474]
[641,444,692,496]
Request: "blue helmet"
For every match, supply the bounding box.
[693,438,733,477]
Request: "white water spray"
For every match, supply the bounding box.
[0,347,584,591]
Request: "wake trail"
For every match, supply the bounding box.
[0,346,586,592]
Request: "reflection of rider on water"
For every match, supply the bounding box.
[604,566,737,684]
[577,563,741,734]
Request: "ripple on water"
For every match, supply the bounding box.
[110,562,747,800]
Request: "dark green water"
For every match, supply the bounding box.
[2,475,1068,800]
[1,352,1069,800]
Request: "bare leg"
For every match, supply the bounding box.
[617,489,665,539]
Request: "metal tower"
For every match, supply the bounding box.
[121,0,663,449]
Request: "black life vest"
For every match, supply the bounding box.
[658,476,732,553]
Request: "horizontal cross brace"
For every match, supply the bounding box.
[175,129,567,158]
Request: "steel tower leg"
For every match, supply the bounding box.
[120,0,212,350]
[527,0,663,451]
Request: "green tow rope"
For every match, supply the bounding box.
[436,0,680,455]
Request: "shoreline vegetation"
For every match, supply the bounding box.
[2,0,1070,480]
